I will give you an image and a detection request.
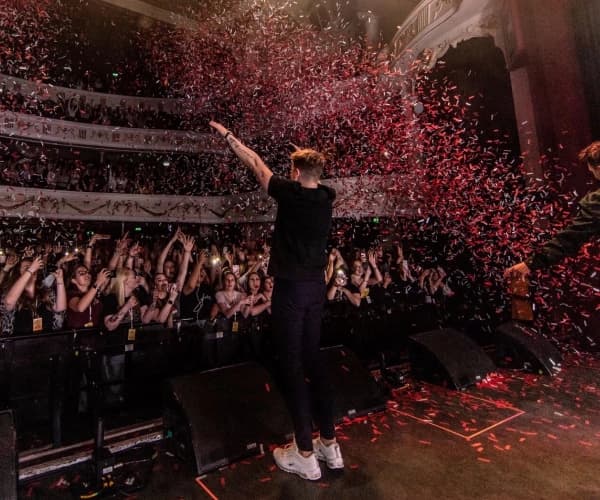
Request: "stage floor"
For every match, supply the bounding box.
[20,352,600,499]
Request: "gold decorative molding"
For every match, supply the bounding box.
[392,0,462,56]
[0,74,186,114]
[0,111,218,154]
[0,176,420,224]
[390,0,507,71]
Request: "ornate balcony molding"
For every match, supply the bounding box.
[0,111,218,154]
[98,0,196,29]
[0,74,186,114]
[391,0,505,71]
[0,176,419,224]
[392,0,462,57]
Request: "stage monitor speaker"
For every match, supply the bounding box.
[164,362,292,475]
[494,322,562,376]
[323,346,387,421]
[0,410,17,500]
[408,329,496,390]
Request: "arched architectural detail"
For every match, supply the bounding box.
[390,0,508,73]
[389,0,592,185]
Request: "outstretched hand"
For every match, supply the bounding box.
[209,121,229,137]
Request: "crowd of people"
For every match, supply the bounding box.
[0,227,464,362]
[0,0,181,98]
[0,87,183,130]
[0,140,249,196]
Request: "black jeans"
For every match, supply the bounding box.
[272,278,335,452]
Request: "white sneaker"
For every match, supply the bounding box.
[273,442,322,480]
[313,438,344,469]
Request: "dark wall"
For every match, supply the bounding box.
[572,0,600,140]
[432,37,520,160]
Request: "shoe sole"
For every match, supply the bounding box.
[314,451,344,470]
[275,461,322,481]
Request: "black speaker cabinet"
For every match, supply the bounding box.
[409,329,496,390]
[323,346,387,421]
[494,322,562,376]
[164,362,292,475]
[0,410,17,500]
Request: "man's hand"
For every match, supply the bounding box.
[504,262,531,281]
[209,120,273,191]
[209,121,229,137]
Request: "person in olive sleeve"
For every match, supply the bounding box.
[505,141,600,279]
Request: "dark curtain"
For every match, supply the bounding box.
[573,0,600,139]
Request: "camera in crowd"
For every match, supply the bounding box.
[335,269,348,287]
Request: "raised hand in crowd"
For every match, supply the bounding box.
[89,233,111,247]
[155,283,179,326]
[235,245,246,263]
[364,249,383,286]
[3,255,44,311]
[183,248,209,295]
[157,228,181,275]
[84,233,110,269]
[222,246,234,267]
[23,246,35,259]
[52,268,67,313]
[0,253,19,288]
[108,232,130,271]
[57,251,79,267]
[95,268,112,291]
[395,242,404,264]
[174,233,195,292]
[325,247,345,283]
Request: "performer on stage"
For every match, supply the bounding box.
[505,141,600,279]
[209,121,343,481]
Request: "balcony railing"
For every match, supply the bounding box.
[0,111,216,154]
[0,74,185,114]
[0,175,419,223]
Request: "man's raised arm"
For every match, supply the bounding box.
[209,121,273,191]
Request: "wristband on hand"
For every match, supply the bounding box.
[224,131,232,139]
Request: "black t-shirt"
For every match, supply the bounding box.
[180,284,215,321]
[326,281,360,317]
[102,294,143,324]
[13,306,57,335]
[267,176,336,281]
